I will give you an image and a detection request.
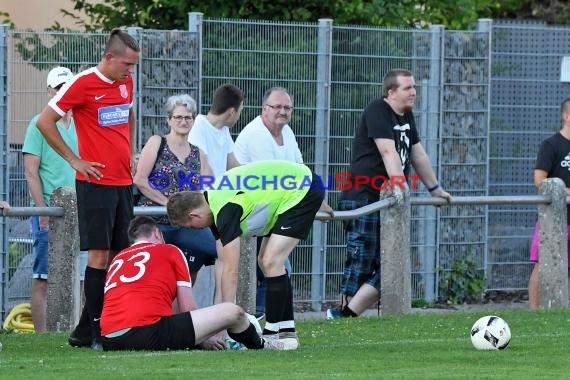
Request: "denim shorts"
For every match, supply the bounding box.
[31,216,49,279]
[31,216,88,280]
[78,251,88,281]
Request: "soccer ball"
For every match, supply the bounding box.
[470,315,511,350]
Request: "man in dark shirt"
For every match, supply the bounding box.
[327,69,451,319]
[528,98,570,309]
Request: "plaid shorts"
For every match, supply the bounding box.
[338,199,381,296]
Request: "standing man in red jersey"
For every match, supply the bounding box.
[37,28,140,350]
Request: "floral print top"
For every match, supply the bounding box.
[137,136,201,224]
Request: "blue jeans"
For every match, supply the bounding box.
[31,216,88,280]
[159,224,217,273]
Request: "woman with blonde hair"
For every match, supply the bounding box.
[134,94,216,285]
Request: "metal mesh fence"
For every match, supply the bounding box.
[138,29,200,147]
[437,28,490,300]
[488,21,570,291]
[327,25,442,303]
[2,28,200,312]
[4,30,108,311]
[201,19,324,303]
[2,18,570,313]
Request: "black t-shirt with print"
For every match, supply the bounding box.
[535,132,570,223]
[341,98,420,201]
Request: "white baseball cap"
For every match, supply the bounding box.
[46,66,73,88]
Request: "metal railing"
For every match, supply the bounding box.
[1,177,568,328]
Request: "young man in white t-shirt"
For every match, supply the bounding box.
[187,83,245,348]
[188,84,244,177]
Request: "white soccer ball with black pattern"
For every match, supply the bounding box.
[470,315,511,350]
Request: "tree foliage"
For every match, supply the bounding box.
[497,0,570,25]
[0,11,15,28]
[55,0,529,31]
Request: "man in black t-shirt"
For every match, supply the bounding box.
[528,98,570,309]
[327,69,451,319]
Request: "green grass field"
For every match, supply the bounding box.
[1,308,569,379]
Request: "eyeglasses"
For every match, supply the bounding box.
[266,104,294,112]
[171,115,194,122]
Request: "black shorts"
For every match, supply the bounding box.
[76,180,133,251]
[102,312,196,351]
[270,174,325,240]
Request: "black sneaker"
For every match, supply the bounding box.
[68,334,92,348]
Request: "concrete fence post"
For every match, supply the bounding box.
[236,237,256,313]
[380,188,411,315]
[46,187,80,332]
[538,178,569,308]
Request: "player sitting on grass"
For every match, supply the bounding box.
[100,216,284,351]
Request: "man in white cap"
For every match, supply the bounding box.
[22,66,86,332]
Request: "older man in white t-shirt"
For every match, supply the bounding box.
[234,87,302,165]
[234,87,304,317]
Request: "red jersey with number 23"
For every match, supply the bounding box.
[48,67,134,186]
[100,242,192,335]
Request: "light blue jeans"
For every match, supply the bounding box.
[31,216,87,280]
